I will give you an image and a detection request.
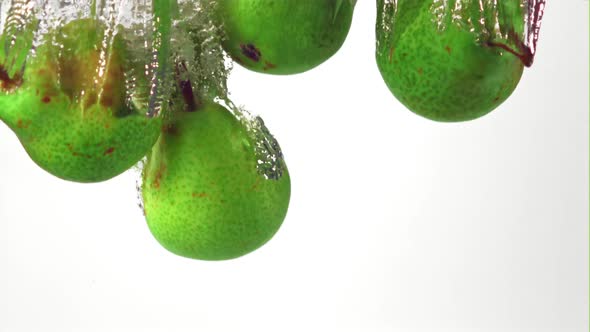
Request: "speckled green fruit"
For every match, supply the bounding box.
[0,19,162,182]
[376,0,525,122]
[142,102,291,261]
[218,0,355,75]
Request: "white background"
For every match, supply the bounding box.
[0,1,588,331]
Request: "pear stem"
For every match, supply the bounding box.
[175,60,201,112]
[176,61,200,112]
[485,30,533,67]
[486,0,545,67]
[0,65,23,92]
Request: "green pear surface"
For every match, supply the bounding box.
[142,102,291,261]
[0,19,163,182]
[218,0,355,75]
[376,0,525,122]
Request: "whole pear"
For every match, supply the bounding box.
[0,18,169,182]
[376,0,526,122]
[142,101,291,260]
[218,0,355,75]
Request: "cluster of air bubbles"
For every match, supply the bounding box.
[523,0,545,61]
[375,0,397,53]
[135,157,147,215]
[0,0,36,78]
[222,99,286,181]
[425,0,508,39]
[171,0,231,104]
[121,0,176,118]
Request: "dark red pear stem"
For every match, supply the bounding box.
[174,60,201,112]
[486,0,545,67]
[0,65,23,92]
[485,30,534,67]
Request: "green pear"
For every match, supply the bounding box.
[376,0,530,122]
[0,14,172,182]
[218,0,355,75]
[142,101,291,260]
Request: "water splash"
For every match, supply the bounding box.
[225,100,287,181]
[135,157,147,216]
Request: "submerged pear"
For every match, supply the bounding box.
[218,0,355,75]
[376,0,534,122]
[142,102,290,261]
[0,16,170,182]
